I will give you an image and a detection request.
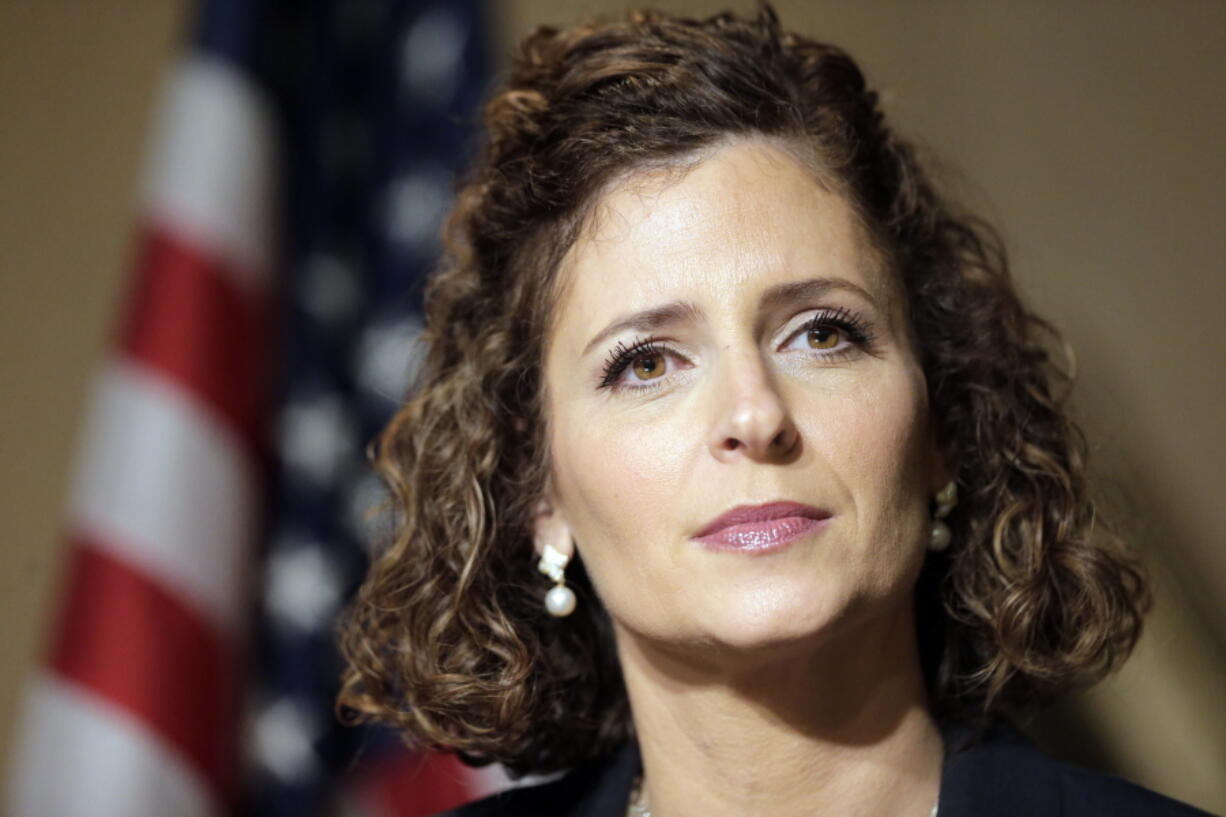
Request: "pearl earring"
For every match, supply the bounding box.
[537,543,576,617]
[928,480,957,552]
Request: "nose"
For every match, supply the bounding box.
[706,350,800,464]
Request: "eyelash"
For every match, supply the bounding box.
[597,306,875,391]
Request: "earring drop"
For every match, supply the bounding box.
[537,543,576,617]
[928,480,957,552]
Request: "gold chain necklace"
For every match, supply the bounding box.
[626,776,939,817]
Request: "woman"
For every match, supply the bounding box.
[338,5,1211,816]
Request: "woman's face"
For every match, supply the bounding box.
[536,137,946,655]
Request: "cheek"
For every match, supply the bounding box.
[806,372,932,550]
[549,416,691,626]
[549,404,684,566]
[840,391,927,490]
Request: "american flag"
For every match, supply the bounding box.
[6,0,503,815]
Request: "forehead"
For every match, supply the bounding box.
[550,137,896,345]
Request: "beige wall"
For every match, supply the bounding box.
[0,0,190,782]
[3,1,1222,812]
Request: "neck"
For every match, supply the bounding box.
[616,602,942,817]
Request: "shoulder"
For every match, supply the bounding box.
[1053,761,1215,816]
[434,723,1216,817]
[940,719,1216,817]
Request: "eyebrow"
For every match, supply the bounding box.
[580,276,883,358]
[581,301,705,358]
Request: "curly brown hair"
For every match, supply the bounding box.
[336,3,1150,776]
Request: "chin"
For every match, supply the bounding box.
[607,561,915,664]
[676,581,856,656]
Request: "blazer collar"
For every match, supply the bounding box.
[564,719,1058,817]
[937,719,1062,817]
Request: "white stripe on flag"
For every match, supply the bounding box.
[69,358,256,635]
[5,673,221,817]
[469,763,517,799]
[142,52,275,290]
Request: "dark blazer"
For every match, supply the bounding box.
[438,720,1215,817]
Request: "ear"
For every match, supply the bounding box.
[531,494,575,561]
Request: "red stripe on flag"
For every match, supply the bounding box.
[118,226,269,453]
[354,750,479,817]
[46,539,239,805]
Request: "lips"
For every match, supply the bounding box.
[693,501,831,553]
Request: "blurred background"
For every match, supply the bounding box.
[1,1,1223,815]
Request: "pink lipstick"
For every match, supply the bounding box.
[692,501,831,553]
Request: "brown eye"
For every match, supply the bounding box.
[632,353,666,380]
[807,326,840,350]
